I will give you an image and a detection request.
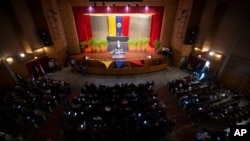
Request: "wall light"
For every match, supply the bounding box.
[214,53,222,59]
[20,53,25,58]
[6,57,13,62]
[209,51,214,56]
[194,47,201,51]
[34,48,44,53]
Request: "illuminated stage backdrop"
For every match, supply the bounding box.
[72,6,164,47]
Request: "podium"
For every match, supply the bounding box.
[107,36,129,51]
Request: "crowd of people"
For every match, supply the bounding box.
[0,77,71,140]
[60,81,176,141]
[167,75,250,141]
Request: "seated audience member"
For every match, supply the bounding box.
[195,128,210,141]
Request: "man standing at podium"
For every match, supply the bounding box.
[111,40,124,54]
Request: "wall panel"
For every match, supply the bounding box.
[0,63,16,93]
[11,61,31,80]
[220,66,250,97]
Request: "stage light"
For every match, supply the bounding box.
[88,6,93,11]
[107,6,110,11]
[145,5,149,10]
[126,5,129,10]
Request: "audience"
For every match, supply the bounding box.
[61,81,175,140]
[0,77,71,141]
[167,74,250,141]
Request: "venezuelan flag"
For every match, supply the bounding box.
[108,16,116,36]
[116,16,122,36]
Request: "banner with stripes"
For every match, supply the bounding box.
[116,16,122,36]
[115,60,125,68]
[108,16,116,36]
[129,60,144,67]
[100,61,113,69]
[122,16,130,36]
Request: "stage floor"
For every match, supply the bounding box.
[69,46,162,61]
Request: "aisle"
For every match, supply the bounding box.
[30,102,64,141]
[155,86,196,141]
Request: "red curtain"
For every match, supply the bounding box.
[73,8,93,43]
[122,16,130,36]
[149,14,161,47]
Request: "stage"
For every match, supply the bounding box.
[71,46,161,61]
[67,46,168,75]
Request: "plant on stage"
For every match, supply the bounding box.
[142,37,149,52]
[90,38,98,52]
[138,39,143,52]
[134,39,139,52]
[154,39,161,53]
[128,39,135,51]
[100,39,108,52]
[96,40,102,52]
[79,41,87,53]
[89,38,95,52]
